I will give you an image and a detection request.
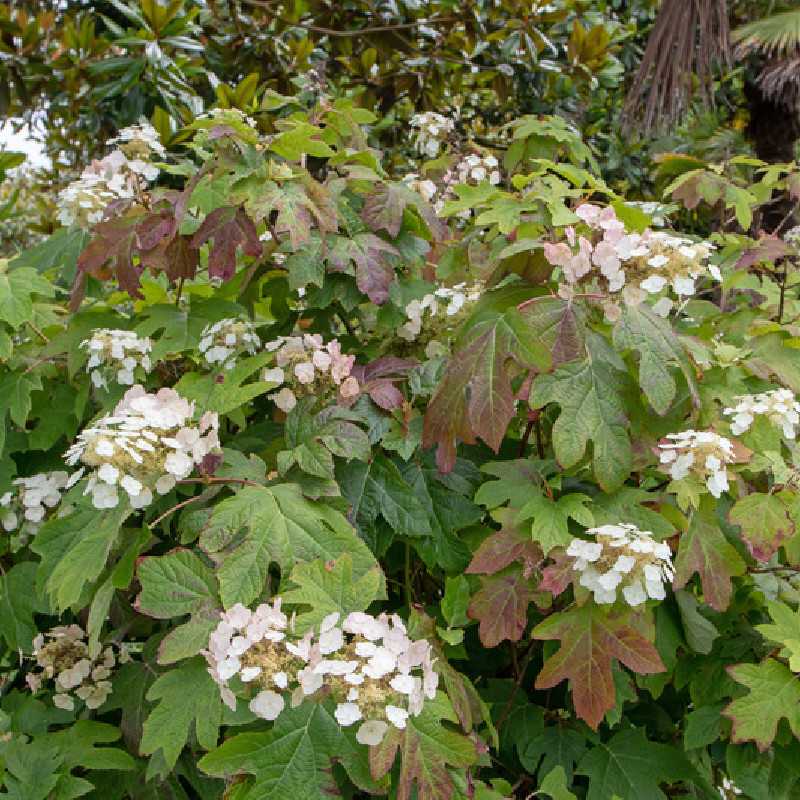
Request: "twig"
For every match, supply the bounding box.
[178,476,262,487]
[150,494,206,528]
[518,420,534,458]
[241,1,456,36]
[174,276,185,307]
[404,542,414,607]
[26,320,49,343]
[495,640,537,732]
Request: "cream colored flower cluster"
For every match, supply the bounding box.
[64,386,219,510]
[81,328,153,389]
[398,283,482,358]
[26,624,130,710]
[566,524,674,606]
[544,203,719,317]
[205,601,439,746]
[262,334,359,412]
[410,112,455,158]
[724,388,800,440]
[1,470,80,541]
[199,317,261,370]
[658,430,735,498]
[57,121,163,229]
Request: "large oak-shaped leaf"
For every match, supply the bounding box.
[369,693,477,800]
[362,181,448,241]
[724,659,800,751]
[533,603,665,729]
[612,304,698,415]
[328,233,400,304]
[468,565,535,647]
[530,357,632,492]
[729,492,794,562]
[190,205,262,281]
[423,289,554,472]
[673,498,746,612]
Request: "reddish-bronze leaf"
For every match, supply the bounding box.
[351,356,416,411]
[423,289,553,472]
[76,211,145,300]
[534,603,665,730]
[674,498,746,612]
[328,233,400,304]
[190,205,262,281]
[467,566,534,647]
[539,550,575,597]
[362,181,448,241]
[466,523,542,577]
[736,235,791,269]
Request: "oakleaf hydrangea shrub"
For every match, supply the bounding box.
[3,91,800,800]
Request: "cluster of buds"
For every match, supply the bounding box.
[81,328,153,389]
[410,112,455,158]
[0,471,80,542]
[262,334,359,412]
[398,283,483,358]
[199,317,261,371]
[544,204,719,318]
[26,624,130,710]
[205,601,439,746]
[724,388,800,440]
[717,775,743,799]
[57,121,164,229]
[64,386,219,510]
[658,430,735,498]
[566,524,674,606]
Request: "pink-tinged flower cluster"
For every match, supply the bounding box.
[544,203,719,317]
[26,624,131,710]
[262,334,360,412]
[658,430,735,498]
[64,386,219,510]
[205,601,439,746]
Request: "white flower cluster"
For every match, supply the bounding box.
[64,385,219,510]
[199,317,260,370]
[1,471,80,539]
[724,388,800,439]
[398,283,482,357]
[57,122,164,229]
[624,200,670,227]
[410,112,455,158]
[81,328,153,389]
[785,225,800,247]
[262,334,359,412]
[452,153,501,187]
[718,775,743,799]
[402,173,438,203]
[26,624,130,710]
[205,601,439,746]
[658,430,735,498]
[544,203,720,317]
[566,524,674,606]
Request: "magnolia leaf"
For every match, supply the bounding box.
[756,600,800,672]
[534,603,665,729]
[724,659,800,751]
[673,499,746,612]
[423,288,553,472]
[199,702,380,799]
[135,548,221,664]
[199,484,381,608]
[516,492,593,554]
[281,554,385,633]
[468,566,535,647]
[530,357,632,492]
[31,503,130,612]
[190,205,262,281]
[729,492,794,562]
[140,657,222,775]
[613,304,699,414]
[576,728,698,800]
[369,693,477,800]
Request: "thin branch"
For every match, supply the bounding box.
[150,494,206,528]
[177,476,262,487]
[241,1,456,37]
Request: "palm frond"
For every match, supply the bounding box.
[758,55,800,106]
[734,10,800,58]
